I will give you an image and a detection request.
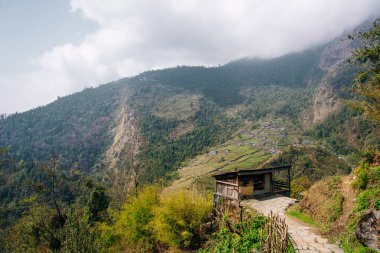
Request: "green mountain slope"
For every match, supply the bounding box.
[0,82,123,171]
[0,45,328,181]
[139,46,324,106]
[0,25,379,234]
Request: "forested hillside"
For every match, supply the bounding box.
[0,20,379,252]
[0,82,123,170]
[139,46,324,106]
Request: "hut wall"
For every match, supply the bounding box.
[216,182,239,200]
[253,173,272,196]
[238,175,254,198]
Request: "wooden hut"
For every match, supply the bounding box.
[213,166,291,200]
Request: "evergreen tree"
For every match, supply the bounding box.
[350,18,380,122]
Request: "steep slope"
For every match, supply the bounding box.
[261,145,351,181]
[104,98,141,195]
[126,80,236,183]
[292,158,380,252]
[0,82,123,171]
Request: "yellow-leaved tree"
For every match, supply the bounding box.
[152,189,212,250]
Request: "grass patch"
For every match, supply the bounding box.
[329,194,344,222]
[286,208,320,228]
[154,94,201,120]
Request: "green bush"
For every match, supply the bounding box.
[120,186,159,248]
[356,191,371,211]
[100,187,212,251]
[374,199,380,210]
[352,163,370,190]
[329,194,344,222]
[87,186,110,224]
[357,170,369,190]
[200,215,265,253]
[290,176,312,198]
[99,186,160,252]
[152,189,212,250]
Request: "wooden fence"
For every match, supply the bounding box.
[273,180,290,190]
[260,211,298,253]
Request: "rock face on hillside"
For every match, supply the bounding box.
[356,209,380,251]
[319,37,354,71]
[104,98,141,186]
[312,28,359,125]
[312,76,342,124]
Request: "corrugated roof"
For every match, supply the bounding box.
[212,165,291,178]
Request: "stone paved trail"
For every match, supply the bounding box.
[243,194,344,253]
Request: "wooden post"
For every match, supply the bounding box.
[260,211,292,253]
[270,172,273,194]
[288,167,291,195]
[239,205,243,222]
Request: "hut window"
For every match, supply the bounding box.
[253,175,265,190]
[240,176,251,186]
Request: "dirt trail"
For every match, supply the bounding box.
[243,195,344,253]
[332,175,355,234]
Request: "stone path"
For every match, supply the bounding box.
[243,195,344,253]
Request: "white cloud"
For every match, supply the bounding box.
[1,0,380,114]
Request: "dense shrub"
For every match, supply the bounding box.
[99,186,160,252]
[290,176,312,198]
[119,186,160,246]
[152,189,212,249]
[200,214,265,253]
[100,187,212,251]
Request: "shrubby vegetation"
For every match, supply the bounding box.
[349,19,380,122]
[98,187,212,252]
[99,186,160,252]
[309,107,380,154]
[152,190,212,249]
[199,214,265,253]
[1,165,110,253]
[351,159,380,213]
[295,176,344,231]
[263,145,351,182]
[290,176,312,198]
[289,152,380,253]
[337,159,379,253]
[2,174,213,252]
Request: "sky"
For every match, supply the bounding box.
[1,0,380,114]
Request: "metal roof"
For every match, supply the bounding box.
[212,165,291,178]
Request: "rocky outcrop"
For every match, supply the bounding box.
[312,75,342,125]
[311,27,358,125]
[104,97,141,187]
[319,37,353,71]
[356,209,380,251]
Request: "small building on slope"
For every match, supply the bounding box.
[213,165,291,201]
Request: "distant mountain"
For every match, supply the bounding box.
[0,20,379,213]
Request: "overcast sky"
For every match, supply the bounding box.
[1,0,380,114]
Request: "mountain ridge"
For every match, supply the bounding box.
[0,22,378,211]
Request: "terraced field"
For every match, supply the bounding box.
[168,116,314,192]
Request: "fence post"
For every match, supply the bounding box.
[261,211,293,253]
